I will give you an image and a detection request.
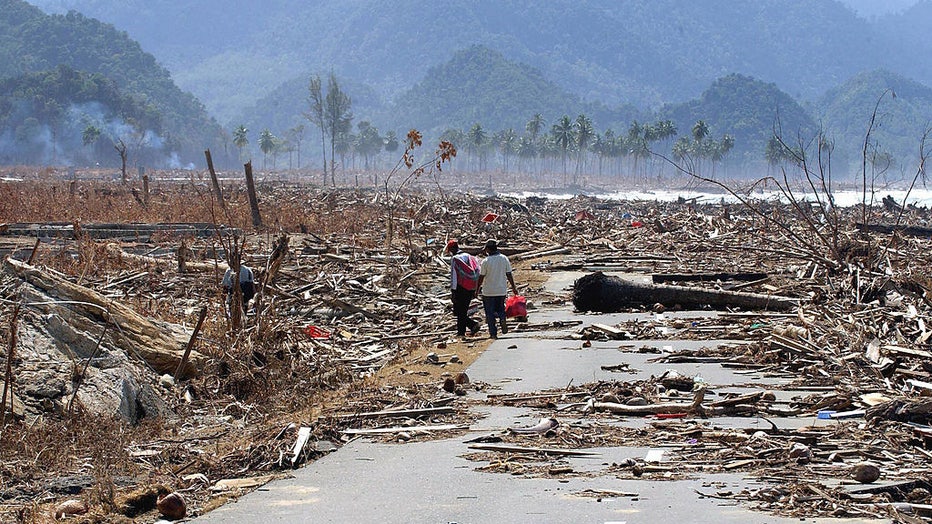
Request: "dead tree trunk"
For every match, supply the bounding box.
[244,161,262,227]
[4,259,205,378]
[205,149,224,207]
[573,271,796,312]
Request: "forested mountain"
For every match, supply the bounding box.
[0,66,164,166]
[816,70,932,176]
[660,75,818,167]
[7,0,932,178]
[0,0,224,167]
[391,46,642,137]
[27,0,927,125]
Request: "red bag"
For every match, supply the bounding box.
[505,295,527,319]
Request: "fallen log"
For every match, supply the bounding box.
[106,243,227,273]
[855,222,932,238]
[572,271,797,312]
[5,258,205,378]
[651,272,767,284]
[588,388,706,415]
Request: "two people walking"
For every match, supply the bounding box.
[446,238,518,339]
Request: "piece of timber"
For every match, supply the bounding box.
[467,443,599,456]
[651,272,768,284]
[4,258,205,378]
[329,406,455,420]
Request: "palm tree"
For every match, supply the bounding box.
[574,114,594,184]
[324,73,352,186]
[289,124,305,168]
[626,121,648,179]
[305,75,327,184]
[233,125,249,163]
[496,128,518,174]
[551,115,574,185]
[765,136,784,175]
[692,120,710,143]
[516,136,536,174]
[526,114,546,175]
[526,114,544,141]
[467,123,487,172]
[259,129,275,170]
[690,120,711,176]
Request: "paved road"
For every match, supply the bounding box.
[196,276,885,524]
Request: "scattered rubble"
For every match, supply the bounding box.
[3,179,932,521]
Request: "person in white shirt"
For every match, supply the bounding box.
[222,264,255,313]
[476,239,518,339]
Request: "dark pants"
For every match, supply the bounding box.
[482,295,506,337]
[452,287,479,336]
[227,281,256,312]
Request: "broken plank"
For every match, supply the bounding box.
[329,406,455,420]
[651,272,767,284]
[290,426,312,466]
[467,444,600,456]
[342,424,466,435]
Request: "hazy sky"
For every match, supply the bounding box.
[840,0,920,17]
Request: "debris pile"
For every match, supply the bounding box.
[3,181,932,521]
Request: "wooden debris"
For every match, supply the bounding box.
[5,258,206,378]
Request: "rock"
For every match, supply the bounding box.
[23,370,66,398]
[660,371,694,392]
[53,499,88,519]
[600,393,620,403]
[442,378,456,393]
[449,355,461,363]
[788,443,811,463]
[453,372,469,385]
[851,462,881,484]
[157,492,186,520]
[761,390,777,402]
[159,374,175,388]
[426,352,439,364]
[625,397,649,406]
[652,303,666,313]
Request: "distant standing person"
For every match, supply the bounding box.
[477,239,518,339]
[445,240,481,338]
[223,264,255,313]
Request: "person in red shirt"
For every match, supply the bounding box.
[446,240,481,338]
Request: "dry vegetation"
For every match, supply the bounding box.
[3,163,932,522]
[0,168,534,523]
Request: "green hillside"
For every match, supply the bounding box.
[0,0,225,167]
[0,65,162,165]
[816,69,932,176]
[27,0,911,125]
[660,74,818,167]
[391,46,641,137]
